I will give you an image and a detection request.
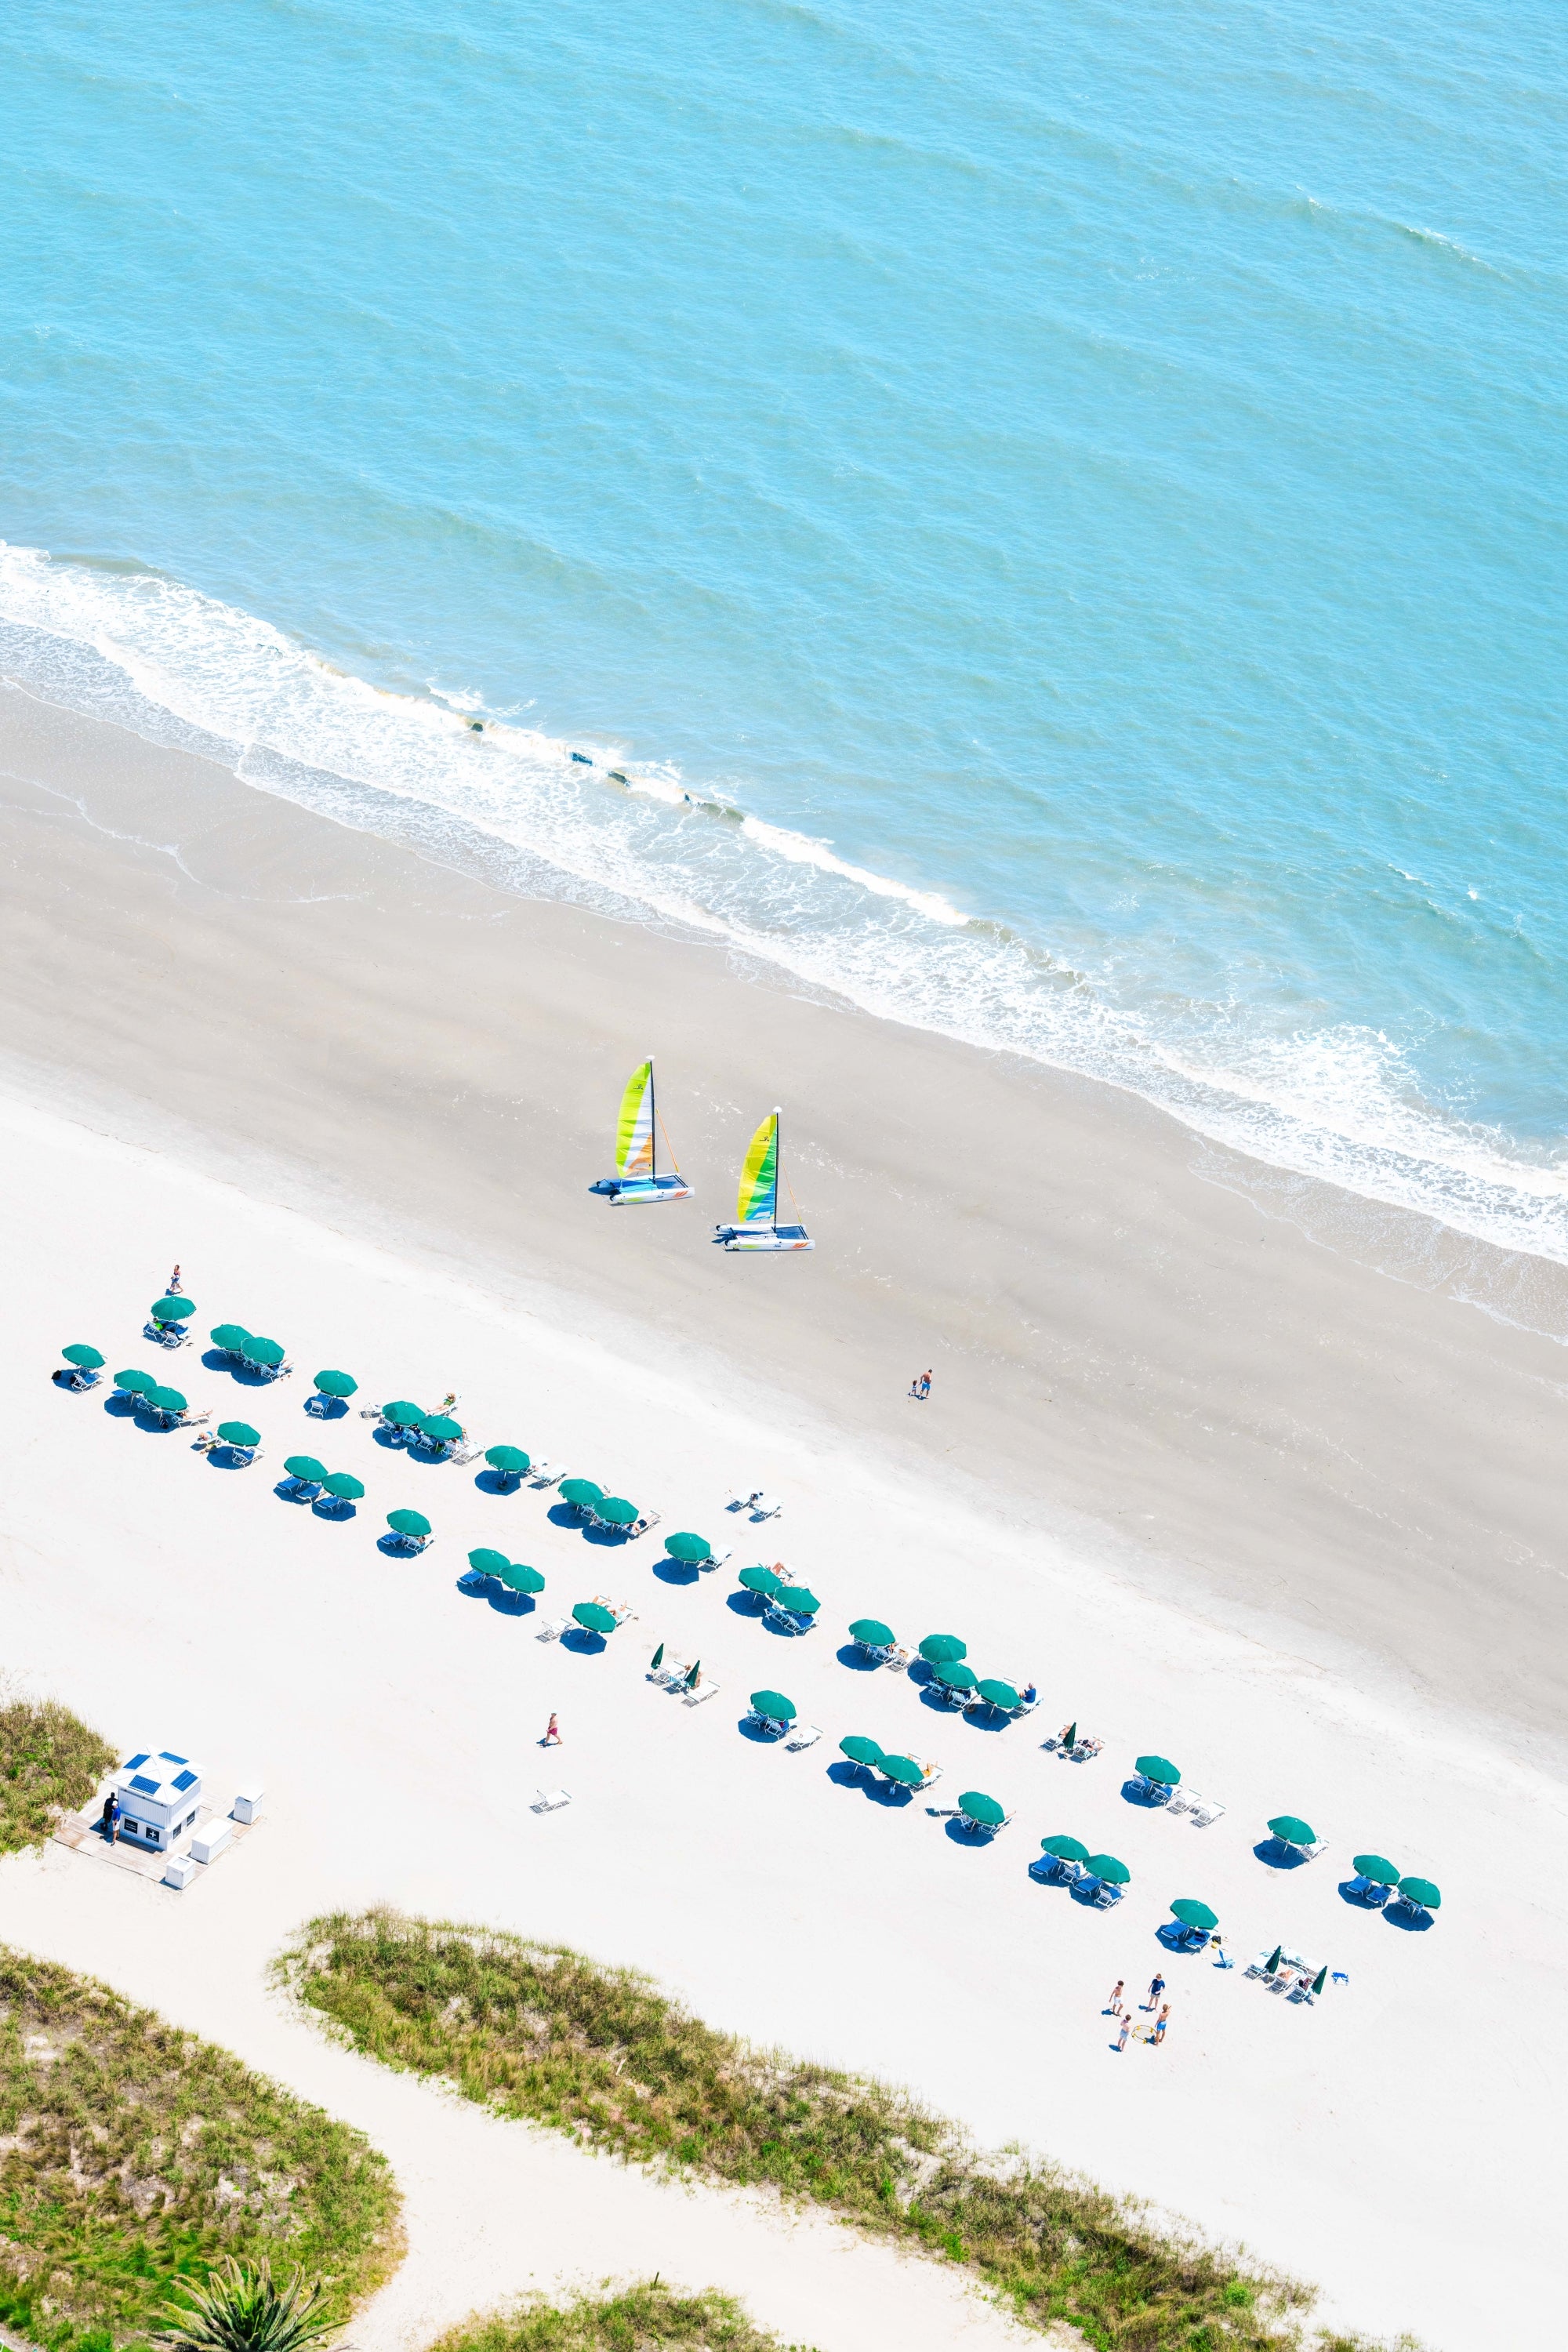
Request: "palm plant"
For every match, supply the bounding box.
[160,2259,345,2352]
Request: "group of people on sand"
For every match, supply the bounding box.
[1108,1976,1173,2049]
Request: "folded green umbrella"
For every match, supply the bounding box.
[1135,1755,1181,1786]
[848,1617,895,1648]
[1269,1815,1316,1847]
[573,1601,619,1635]
[933,1660,978,1690]
[773,1584,820,1614]
[500,1562,546,1595]
[650,1643,665,1670]
[1311,1965,1327,1997]
[486,1444,531,1475]
[919,1633,967,1665]
[596,1496,638,1525]
[1040,1834,1090,1863]
[559,1477,604,1507]
[217,1421,261,1448]
[245,1338,285,1368]
[1171,1898,1218,1931]
[383,1400,425,1427]
[151,1296,194,1321]
[314,1370,358,1398]
[665,1531,712,1563]
[840,1735,885,1768]
[684,1659,702,1689]
[320,1471,365,1502]
[388,1508,431,1538]
[1352,1853,1401,1886]
[63,1343,104,1370]
[115,1369,153,1393]
[210,1324,250,1351]
[1084,1853,1131,1885]
[739,1563,782,1596]
[1398,1876,1441,1911]
[976,1678,1021,1710]
[1264,1945,1283,1974]
[877,1753,924,1785]
[421,1414,463,1443]
[147,1385,187,1414]
[284,1455,328,1483]
[467,1548,511,1577]
[959,1791,1007,1828]
[750,1689,796,1722]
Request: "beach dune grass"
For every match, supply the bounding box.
[0,1695,117,1855]
[430,2281,807,2352]
[0,1947,402,2352]
[278,1911,1323,2350]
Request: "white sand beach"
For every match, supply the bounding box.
[2,685,1567,2347]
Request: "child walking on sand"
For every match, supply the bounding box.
[1152,2004,1171,2045]
[1106,1980,1125,2016]
[1116,2013,1132,2053]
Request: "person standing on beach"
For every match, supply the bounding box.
[1145,1973,1166,2010]
[1106,1980,1125,2016]
[100,1792,121,1844]
[542,1713,561,1747]
[1152,2003,1171,2045]
[1115,2013,1132,2053]
[166,1264,183,1294]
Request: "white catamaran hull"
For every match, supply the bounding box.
[594,1176,693,1206]
[713,1222,815,1252]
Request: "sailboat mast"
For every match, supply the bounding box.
[649,1058,658,1180]
[771,1105,782,1225]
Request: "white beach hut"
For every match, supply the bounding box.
[114,1749,205,1854]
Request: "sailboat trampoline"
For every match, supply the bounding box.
[590,1060,691,1205]
[713,1109,814,1252]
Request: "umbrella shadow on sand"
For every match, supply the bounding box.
[456,1577,536,1618]
[943,1817,1000,1847]
[1121,1778,1170,1807]
[1383,1900,1435,1933]
[561,1626,607,1654]
[204,1446,252,1470]
[303,1395,350,1421]
[725,1592,771,1619]
[652,1558,702,1587]
[474,1468,521,1497]
[834,1644,883,1673]
[1254,1838,1308,1870]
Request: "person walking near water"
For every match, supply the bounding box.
[909,1368,932,1400]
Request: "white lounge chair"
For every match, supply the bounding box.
[683,1678,720,1706]
[448,1438,483,1465]
[699,1548,731,1574]
[1088,1877,1123,1907]
[729,1490,781,1519]
[742,1709,789,1738]
[530,1462,562,1486]
[535,1617,568,1642]
[914,1759,943,1790]
[783,1722,822,1751]
[1187,1798,1226,1828]
[532,1788,572,1812]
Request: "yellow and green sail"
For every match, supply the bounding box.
[736,1110,779,1226]
[616,1061,656,1179]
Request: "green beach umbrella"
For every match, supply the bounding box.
[1135,1755,1181,1786]
[63,1343,104,1370]
[1040,1835,1091,1863]
[1062,1721,1077,1750]
[1084,1853,1131,1885]
[1269,1815,1316,1848]
[314,1370,358,1399]
[1171,1899,1219,1932]
[596,1496,639,1526]
[877,1754,924,1785]
[383,1400,425,1427]
[284,1455,328,1483]
[976,1678,1022,1711]
[559,1477,604,1507]
[848,1617,895,1648]
[245,1338,285,1368]
[210,1324,250,1351]
[933,1660,978,1691]
[665,1532,713,1563]
[467,1548,511,1578]
[217,1421,262,1448]
[919,1633,967,1665]
[739,1563,782,1596]
[684,1659,702,1688]
[774,1584,820,1615]
[840,1735,885,1768]
[1353,1853,1401,1886]
[420,1414,463,1443]
[650,1643,665,1671]
[147,1385,187,1414]
[500,1562,546,1595]
[1264,1945,1283,1974]
[486,1445,531,1476]
[388,1508,431,1539]
[750,1689,796,1722]
[958,1791,1007,1828]
[152,1296,195,1322]
[114,1369,153,1393]
[1398,1876,1442,1911]
[1311,1967,1328,1996]
[573,1601,619,1635]
[320,1472,365,1501]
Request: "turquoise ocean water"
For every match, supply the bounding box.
[2,1,1566,1258]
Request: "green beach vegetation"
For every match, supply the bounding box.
[429,2281,809,2352]
[0,1696,116,1855]
[0,1947,402,2352]
[278,1910,1382,2352]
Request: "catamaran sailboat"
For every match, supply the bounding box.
[713,1108,814,1251]
[590,1060,691,1205]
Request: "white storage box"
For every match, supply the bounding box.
[230,1786,265,1825]
[163,1854,198,1890]
[191,1819,232,1864]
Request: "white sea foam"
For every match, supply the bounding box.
[4,539,1568,1283]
